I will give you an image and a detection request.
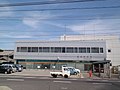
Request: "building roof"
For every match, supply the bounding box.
[60,35,120,41]
[0,50,14,56]
[16,40,105,43]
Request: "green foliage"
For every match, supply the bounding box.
[0,49,3,52]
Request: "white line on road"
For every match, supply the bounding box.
[92,83,112,85]
[7,79,24,81]
[53,81,71,83]
[61,87,68,90]
[24,77,36,79]
[101,80,109,82]
[69,79,78,80]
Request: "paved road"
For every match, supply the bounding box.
[0,75,120,90]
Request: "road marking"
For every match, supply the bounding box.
[108,80,120,83]
[24,77,36,78]
[101,80,109,82]
[53,81,71,83]
[69,78,78,80]
[7,79,24,81]
[0,75,24,78]
[0,86,13,90]
[92,83,112,85]
[61,87,68,90]
[39,77,50,79]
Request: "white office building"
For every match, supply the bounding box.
[14,40,109,71]
[61,35,120,66]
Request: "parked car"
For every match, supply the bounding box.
[67,67,80,75]
[0,65,12,74]
[68,67,77,75]
[15,64,23,72]
[11,64,17,73]
[2,64,17,73]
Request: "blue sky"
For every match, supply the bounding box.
[0,0,120,50]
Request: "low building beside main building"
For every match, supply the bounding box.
[0,50,14,63]
[14,40,109,71]
[61,35,120,67]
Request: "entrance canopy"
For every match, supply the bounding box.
[92,60,111,64]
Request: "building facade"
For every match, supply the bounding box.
[14,40,107,71]
[0,50,14,63]
[61,35,120,66]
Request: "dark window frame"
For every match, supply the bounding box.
[79,47,86,53]
[43,47,50,52]
[54,47,61,53]
[100,48,104,53]
[17,47,20,52]
[91,47,99,53]
[32,47,38,52]
[21,47,27,52]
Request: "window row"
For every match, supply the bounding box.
[17,47,104,53]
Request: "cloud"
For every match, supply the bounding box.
[44,21,65,28]
[68,20,103,33]
[23,18,39,29]
[0,7,13,17]
[22,12,53,29]
[0,32,34,38]
[0,1,13,17]
[6,35,33,38]
[68,19,120,35]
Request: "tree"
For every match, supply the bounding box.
[0,49,3,52]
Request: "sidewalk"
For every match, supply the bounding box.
[7,69,120,80]
[80,72,102,79]
[10,69,51,77]
[10,69,102,79]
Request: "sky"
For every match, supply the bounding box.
[0,0,120,50]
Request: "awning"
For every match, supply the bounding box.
[92,60,111,64]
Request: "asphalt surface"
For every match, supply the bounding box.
[0,75,120,90]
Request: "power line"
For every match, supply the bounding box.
[0,29,120,32]
[0,17,120,21]
[0,5,120,12]
[0,0,103,7]
[0,31,120,36]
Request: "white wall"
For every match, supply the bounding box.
[14,40,106,62]
[60,35,120,66]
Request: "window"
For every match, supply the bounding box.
[28,47,31,52]
[74,47,78,53]
[100,48,104,53]
[79,47,86,53]
[55,47,61,53]
[108,49,111,53]
[51,47,55,53]
[39,47,42,52]
[66,47,74,53]
[91,47,99,53]
[43,47,50,52]
[17,47,20,52]
[32,47,38,52]
[21,47,27,52]
[62,47,65,53]
[87,47,90,53]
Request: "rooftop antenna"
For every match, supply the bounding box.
[93,23,96,40]
[63,25,67,40]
